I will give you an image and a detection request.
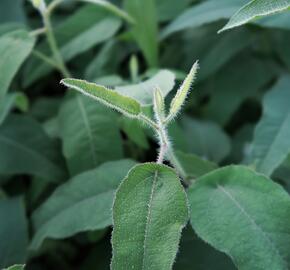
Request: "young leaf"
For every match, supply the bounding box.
[219,0,290,33]
[188,166,290,270]
[0,198,28,268]
[61,78,141,118]
[153,87,165,122]
[248,76,290,176]
[111,163,188,270]
[30,160,136,250]
[3,265,25,270]
[0,30,35,99]
[115,70,175,106]
[59,95,123,176]
[167,62,198,122]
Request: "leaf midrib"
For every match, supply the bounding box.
[217,184,287,267]
[0,134,61,177]
[35,188,115,231]
[77,96,97,165]
[142,171,158,269]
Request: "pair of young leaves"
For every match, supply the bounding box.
[61,62,198,270]
[61,61,198,125]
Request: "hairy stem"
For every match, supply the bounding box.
[139,114,159,130]
[156,123,169,164]
[154,115,188,183]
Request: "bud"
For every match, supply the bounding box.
[129,54,139,83]
[167,61,199,122]
[31,0,47,13]
[153,87,165,123]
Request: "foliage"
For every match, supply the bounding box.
[1,0,290,269]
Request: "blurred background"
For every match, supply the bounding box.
[0,0,290,269]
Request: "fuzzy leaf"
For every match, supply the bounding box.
[112,163,188,270]
[153,87,165,122]
[0,30,35,99]
[61,78,141,118]
[188,166,290,270]
[248,76,290,176]
[4,265,25,270]
[220,0,290,32]
[30,160,136,250]
[167,62,198,122]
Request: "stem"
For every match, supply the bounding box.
[156,123,169,164]
[42,9,71,78]
[139,114,159,130]
[29,27,46,37]
[32,50,61,69]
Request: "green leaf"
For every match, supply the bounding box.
[175,151,218,179]
[24,5,121,86]
[3,265,25,270]
[0,0,26,24]
[188,166,290,270]
[115,70,175,105]
[0,92,28,125]
[177,117,231,163]
[156,0,191,22]
[0,115,65,182]
[120,117,149,149]
[30,160,136,250]
[0,198,28,268]
[4,265,25,270]
[80,0,134,23]
[112,163,188,270]
[220,0,290,32]
[124,0,159,67]
[168,62,198,122]
[59,95,123,176]
[61,78,141,117]
[197,28,254,82]
[161,0,246,38]
[204,56,278,125]
[248,76,290,176]
[0,30,35,99]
